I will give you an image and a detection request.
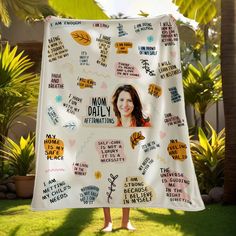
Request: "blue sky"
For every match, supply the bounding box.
[97,0,197,26]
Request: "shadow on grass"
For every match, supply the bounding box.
[9,225,22,236]
[41,208,95,236]
[137,204,236,236]
[0,199,31,215]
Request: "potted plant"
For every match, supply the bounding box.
[0,134,36,198]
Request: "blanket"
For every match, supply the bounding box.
[31,15,205,211]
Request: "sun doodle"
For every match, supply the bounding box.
[94,171,102,180]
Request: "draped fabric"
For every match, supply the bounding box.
[31,15,205,211]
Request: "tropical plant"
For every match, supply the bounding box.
[172,0,220,64]
[48,0,109,19]
[221,0,236,203]
[190,124,225,193]
[110,12,129,19]
[183,61,222,132]
[0,134,35,176]
[173,0,236,206]
[0,0,55,27]
[0,44,39,178]
[172,0,219,25]
[178,24,205,64]
[0,162,14,181]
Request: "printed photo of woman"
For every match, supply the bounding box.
[112,84,151,127]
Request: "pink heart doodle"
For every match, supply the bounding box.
[170,51,177,58]
[69,139,76,146]
[160,131,166,139]
[101,82,107,89]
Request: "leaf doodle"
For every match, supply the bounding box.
[71,30,91,46]
[130,131,145,149]
[106,174,118,203]
[63,122,76,130]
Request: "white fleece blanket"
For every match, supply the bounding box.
[31,15,205,211]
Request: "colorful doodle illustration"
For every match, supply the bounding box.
[140,59,156,76]
[68,139,76,146]
[55,95,63,103]
[147,35,154,43]
[63,122,77,131]
[130,131,145,149]
[82,69,111,79]
[106,174,118,203]
[71,30,91,46]
[160,131,166,139]
[45,168,65,173]
[95,171,102,180]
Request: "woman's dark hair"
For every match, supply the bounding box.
[112,84,149,126]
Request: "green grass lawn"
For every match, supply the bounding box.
[0,200,235,236]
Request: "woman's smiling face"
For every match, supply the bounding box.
[117,91,134,117]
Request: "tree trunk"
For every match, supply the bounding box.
[203,24,209,65]
[0,135,4,179]
[221,0,236,204]
[200,113,206,133]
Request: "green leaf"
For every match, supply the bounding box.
[0,43,39,137]
[0,0,11,27]
[48,0,109,19]
[172,0,219,25]
[0,134,36,175]
[198,127,212,153]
